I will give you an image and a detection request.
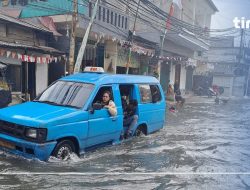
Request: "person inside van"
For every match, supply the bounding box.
[101,91,117,116]
[151,86,161,102]
[123,99,138,139]
[141,89,150,102]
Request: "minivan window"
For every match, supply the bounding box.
[35,81,94,109]
[150,85,162,102]
[139,84,152,103]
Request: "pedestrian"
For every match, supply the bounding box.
[166,84,175,112]
[174,82,185,108]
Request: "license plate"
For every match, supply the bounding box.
[0,139,15,149]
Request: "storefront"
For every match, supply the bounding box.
[0,44,64,100]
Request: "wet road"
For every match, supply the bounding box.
[0,97,250,189]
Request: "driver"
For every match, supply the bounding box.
[101,91,117,116]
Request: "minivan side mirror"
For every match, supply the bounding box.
[89,103,103,114]
[93,102,103,110]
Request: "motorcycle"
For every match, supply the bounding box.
[194,85,224,98]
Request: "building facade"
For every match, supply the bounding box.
[0,11,63,100]
[206,36,247,97]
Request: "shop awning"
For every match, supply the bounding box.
[166,32,210,51]
[0,62,8,69]
[0,57,22,66]
[19,0,87,18]
[131,44,155,56]
[0,40,64,54]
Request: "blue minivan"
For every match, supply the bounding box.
[0,67,166,161]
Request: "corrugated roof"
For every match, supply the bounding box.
[0,40,64,54]
[19,0,86,18]
[0,11,51,33]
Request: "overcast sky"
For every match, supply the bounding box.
[211,0,250,46]
[211,0,250,29]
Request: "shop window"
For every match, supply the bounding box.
[11,0,17,5]
[18,0,28,5]
[2,0,9,6]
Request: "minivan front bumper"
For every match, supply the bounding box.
[0,133,56,161]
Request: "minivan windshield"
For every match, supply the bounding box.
[35,80,94,109]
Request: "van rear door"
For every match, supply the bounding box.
[138,84,165,133]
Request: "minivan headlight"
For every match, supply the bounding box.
[26,128,37,138]
[25,128,47,142]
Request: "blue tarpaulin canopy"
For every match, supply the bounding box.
[19,0,86,18]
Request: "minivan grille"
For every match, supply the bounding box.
[0,120,25,139]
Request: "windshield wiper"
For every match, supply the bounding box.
[33,100,60,106]
[61,104,80,109]
[33,100,79,109]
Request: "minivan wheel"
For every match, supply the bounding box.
[52,140,75,161]
[134,126,146,137]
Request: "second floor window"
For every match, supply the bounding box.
[111,12,113,25]
[125,17,128,29]
[103,8,105,22]
[89,2,92,17]
[122,16,124,28]
[115,13,117,26]
[107,9,110,23]
[98,6,101,20]
[118,15,121,27]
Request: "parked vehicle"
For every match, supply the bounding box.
[0,67,166,161]
[0,62,12,108]
[194,85,224,97]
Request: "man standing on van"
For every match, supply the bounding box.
[101,91,117,116]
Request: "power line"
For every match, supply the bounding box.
[15,0,242,43]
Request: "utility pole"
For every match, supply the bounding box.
[69,0,78,74]
[126,0,141,74]
[245,66,250,97]
[158,2,175,82]
[74,0,100,73]
[238,28,244,65]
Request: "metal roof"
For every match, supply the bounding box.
[0,11,51,33]
[19,0,87,18]
[61,73,159,85]
[0,40,64,54]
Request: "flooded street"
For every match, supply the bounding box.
[1,97,250,189]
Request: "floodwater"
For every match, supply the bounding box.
[0,97,250,189]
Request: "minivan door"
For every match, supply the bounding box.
[87,85,119,147]
[138,84,165,133]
